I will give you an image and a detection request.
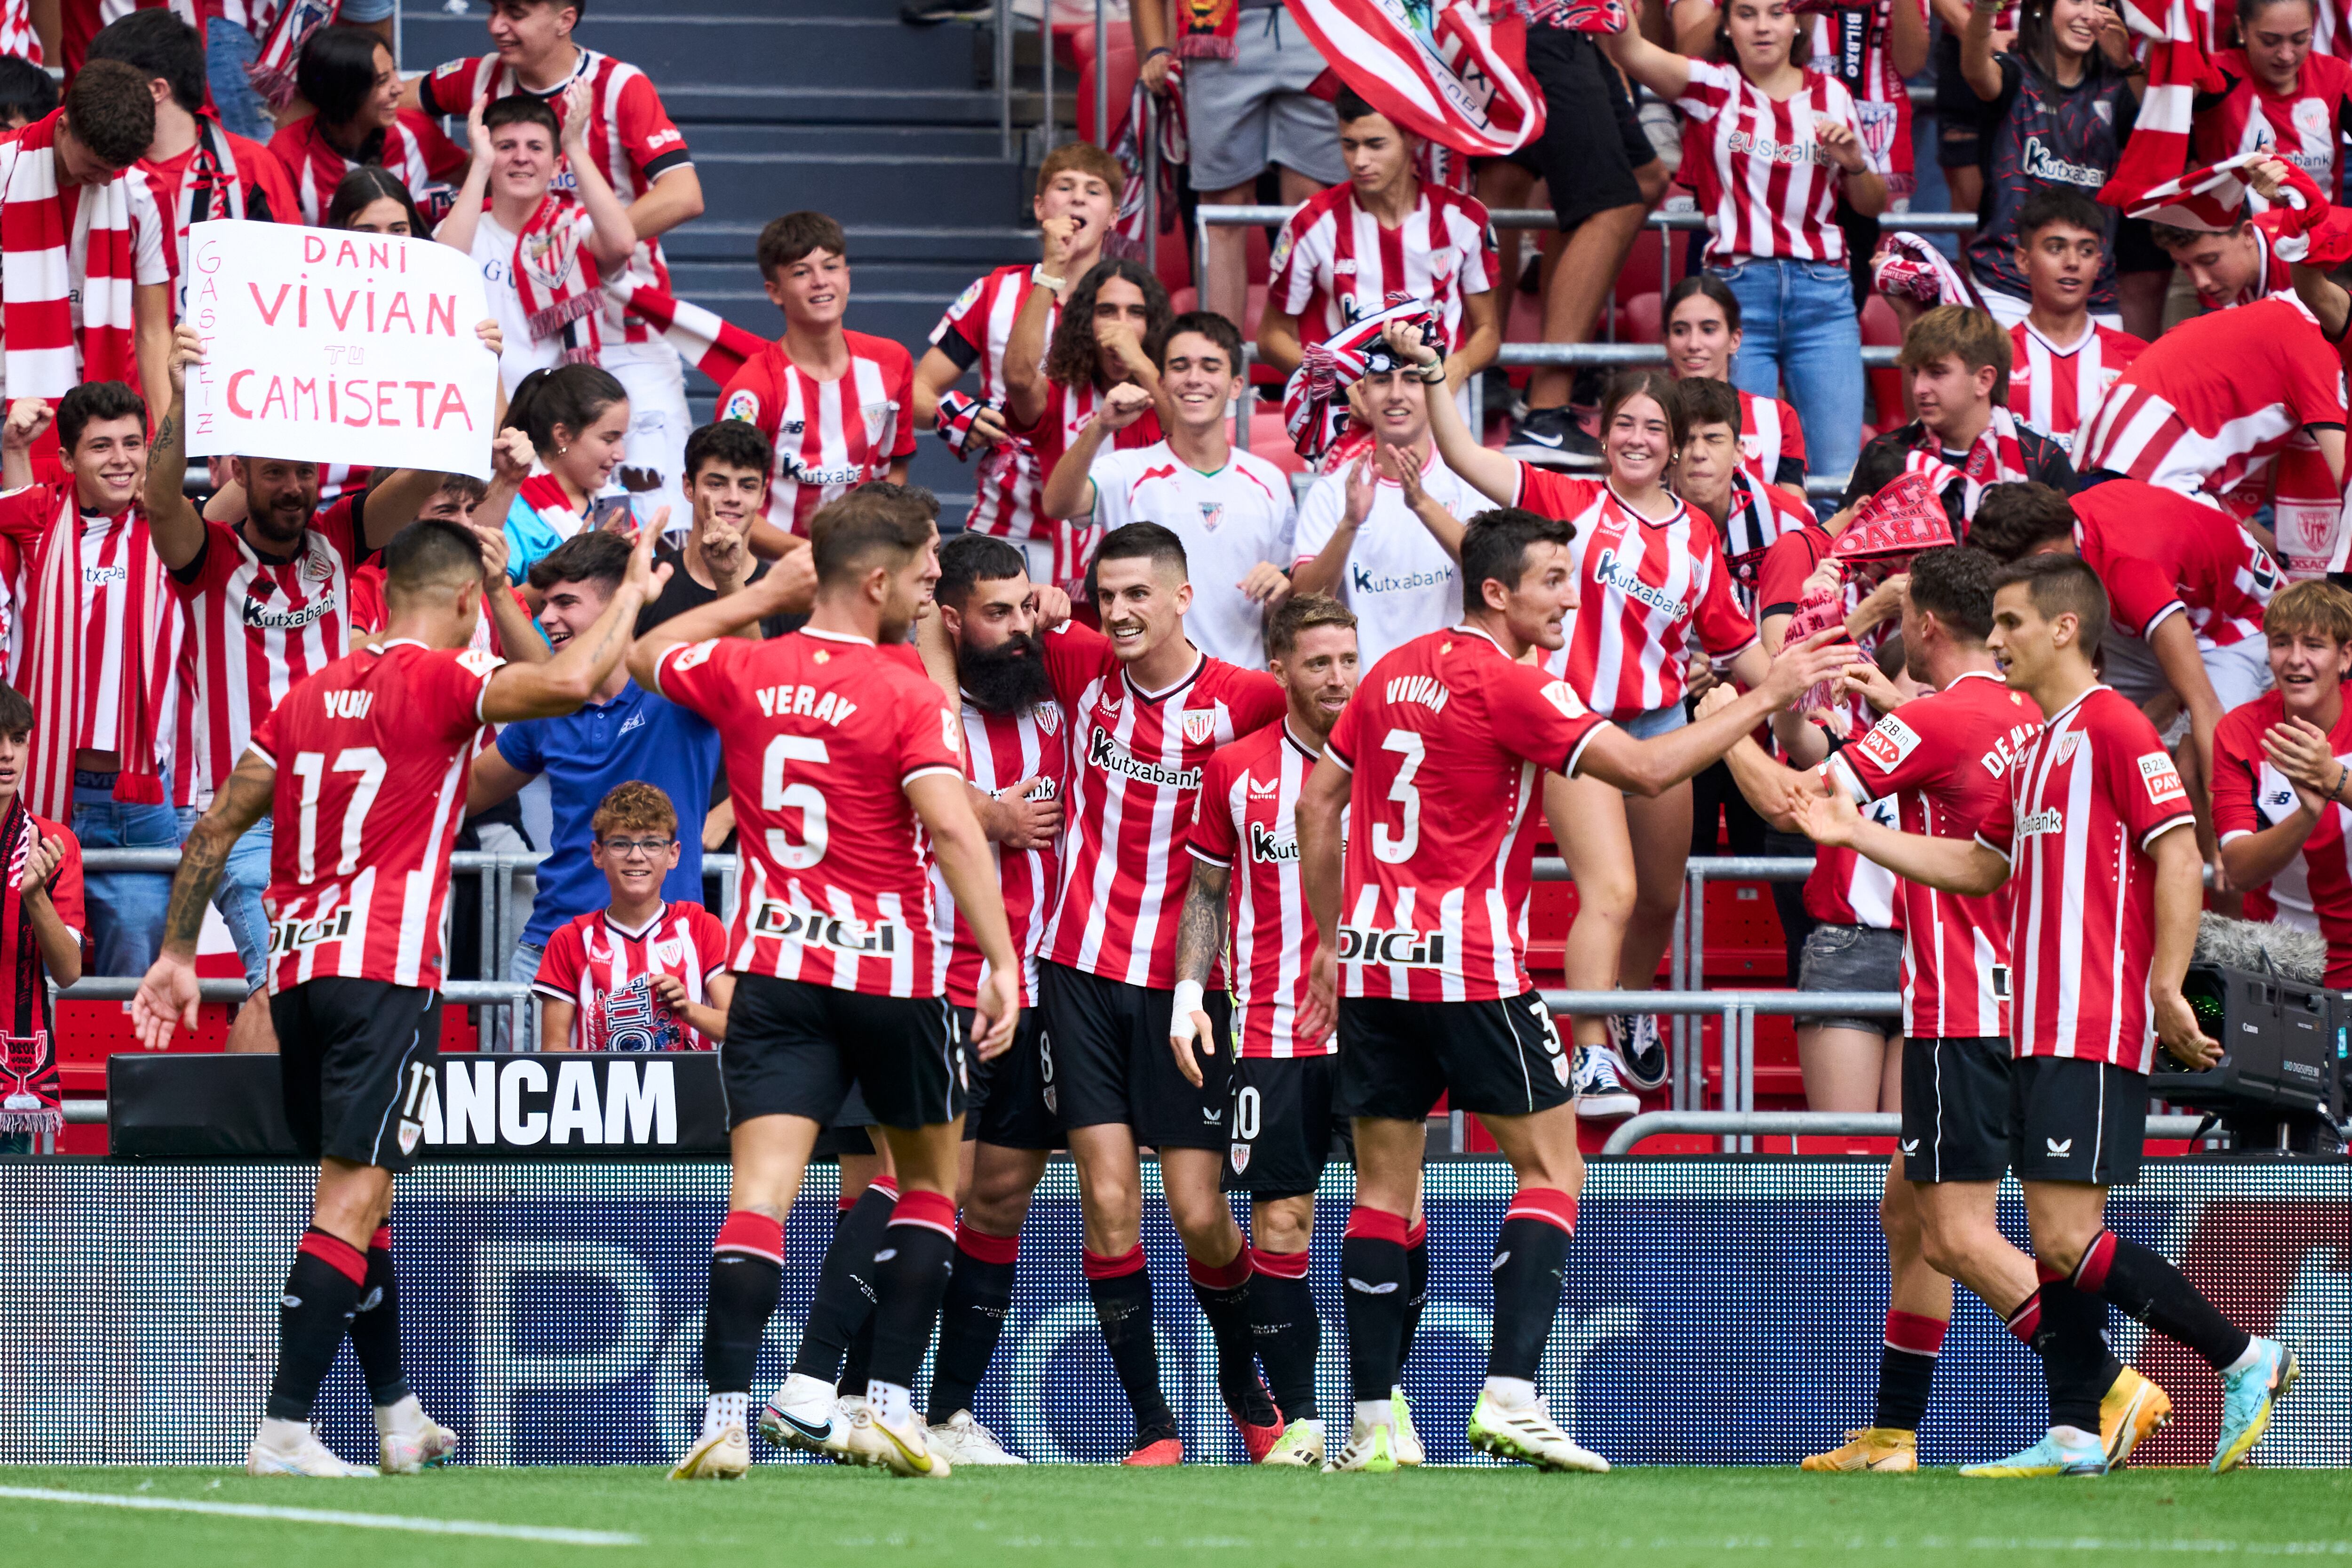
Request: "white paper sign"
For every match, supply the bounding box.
[179,219,497,479]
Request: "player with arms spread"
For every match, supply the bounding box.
[637,488,1019,1481]
[1792,554,2301,1477]
[129,517,666,1478]
[1296,507,1860,1472]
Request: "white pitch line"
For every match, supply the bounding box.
[0,1485,643,1546]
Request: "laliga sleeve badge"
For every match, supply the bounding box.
[721,389,760,423]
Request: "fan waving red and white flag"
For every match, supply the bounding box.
[2098,0,2226,215]
[1280,0,1547,157]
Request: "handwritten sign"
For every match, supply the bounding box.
[180,219,497,479]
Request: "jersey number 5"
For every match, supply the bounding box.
[291,747,386,882]
[763,735,830,869]
[1374,729,1424,864]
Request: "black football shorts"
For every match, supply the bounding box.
[1038,960,1232,1150]
[2010,1055,2146,1187]
[270,978,442,1171]
[1900,1035,2012,1184]
[722,973,963,1133]
[1338,990,1574,1121]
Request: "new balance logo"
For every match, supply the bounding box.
[2045,1138,2074,1156]
[1346,1277,1399,1294]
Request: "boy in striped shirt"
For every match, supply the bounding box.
[2004,188,2145,457]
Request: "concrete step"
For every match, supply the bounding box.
[400,14,989,94]
[661,221,1037,264]
[680,123,1008,158]
[683,149,1026,229]
[667,258,993,299]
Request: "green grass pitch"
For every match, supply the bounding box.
[5,1465,2346,1568]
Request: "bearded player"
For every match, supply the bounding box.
[639,489,1022,1480]
[1296,508,1860,1471]
[1172,593,1368,1470]
[131,518,665,1477]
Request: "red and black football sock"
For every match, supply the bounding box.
[347,1225,409,1408]
[1487,1188,1576,1383]
[1872,1310,1946,1433]
[1249,1245,1319,1423]
[867,1190,960,1399]
[1402,1216,1429,1368]
[2029,1263,2113,1433]
[703,1210,784,1396]
[789,1177,895,1383]
[1085,1245,1176,1443]
[923,1222,1019,1422]
[2074,1229,2253,1372]
[266,1227,367,1421]
[1190,1248,1277,1425]
[1342,1205,1410,1403]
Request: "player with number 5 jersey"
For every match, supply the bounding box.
[130,518,668,1482]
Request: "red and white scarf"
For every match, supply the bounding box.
[0,796,56,1138]
[1109,80,1188,263]
[602,275,767,385]
[2257,159,2352,267]
[513,192,606,365]
[174,116,254,234]
[1282,292,1439,460]
[1281,0,1545,156]
[0,112,139,400]
[2099,0,2224,217]
[0,0,38,64]
[248,0,339,109]
[1872,230,1978,307]
[1904,404,2027,523]
[19,487,175,817]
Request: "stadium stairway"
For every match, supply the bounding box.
[403,0,1068,513]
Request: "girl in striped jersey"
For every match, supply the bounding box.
[1661,274,1809,501]
[2193,0,2352,209]
[269,26,465,226]
[1608,0,1887,487]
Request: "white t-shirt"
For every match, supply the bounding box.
[1089,439,1297,670]
[1293,446,1472,670]
[458,210,563,397]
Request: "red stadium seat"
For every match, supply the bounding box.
[1072,27,1137,146]
[1241,407,1309,477]
[1619,290,1662,347]
[1860,294,1907,431]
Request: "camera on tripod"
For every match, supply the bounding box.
[2152,961,2343,1152]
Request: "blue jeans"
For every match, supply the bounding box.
[204,20,272,144]
[74,776,185,979]
[175,808,274,992]
[1715,258,1866,493]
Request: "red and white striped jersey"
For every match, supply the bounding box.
[1035,620,1285,989]
[417,48,692,334]
[652,628,965,997]
[0,502,142,753]
[719,333,916,537]
[1518,466,1757,718]
[1329,625,1609,1001]
[2071,478,2279,648]
[171,502,359,804]
[2075,296,2346,500]
[930,264,1056,542]
[2314,0,2352,59]
[63,0,191,74]
[1971,685,2197,1072]
[931,693,1070,1008]
[1831,671,2045,1036]
[1810,0,1918,194]
[1187,719,1331,1058]
[269,110,466,228]
[2193,49,2352,210]
[1675,59,1867,263]
[1265,182,1499,355]
[532,900,730,1051]
[247,639,499,993]
[133,120,300,319]
[1738,389,1807,486]
[2007,318,2145,454]
[1717,467,1818,617]
[2213,689,2352,985]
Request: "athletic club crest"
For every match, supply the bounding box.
[1182,710,1217,746]
[1199,501,1224,532]
[1032,701,1061,735]
[522,220,582,295]
[1229,1140,1251,1173]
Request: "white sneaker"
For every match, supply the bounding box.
[826,1394,873,1464]
[1571,1046,1639,1121]
[374,1397,457,1473]
[927,1409,1026,1466]
[246,1418,379,1478]
[846,1402,952,1478]
[758,1372,840,1457]
[667,1423,749,1480]
[1263,1416,1326,1467]
[1391,1386,1425,1467]
[1467,1390,1610,1472]
[1322,1418,1399,1473]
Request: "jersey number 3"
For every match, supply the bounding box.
[1374,729,1424,864]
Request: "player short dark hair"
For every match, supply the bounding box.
[1664,272,1741,335]
[56,381,147,454]
[1836,439,1915,510]
[1159,310,1244,374]
[87,7,206,115]
[1903,546,1999,644]
[326,163,428,233]
[593,780,676,842]
[527,528,631,596]
[0,55,59,129]
[296,24,389,130]
[853,478,938,520]
[1266,591,1356,661]
[1671,375,1740,434]
[1994,552,2109,659]
[506,363,628,457]
[1461,507,1575,613]
[483,91,560,143]
[0,682,34,739]
[683,419,773,485]
[2015,185,2109,248]
[62,59,155,169]
[808,487,935,586]
[1967,481,2076,561]
[1095,520,1188,578]
[756,210,848,280]
[937,531,1028,612]
[382,519,486,597]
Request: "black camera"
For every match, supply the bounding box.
[2152,964,2341,1147]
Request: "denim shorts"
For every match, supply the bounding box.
[1796,923,1903,1034]
[1615,703,1688,740]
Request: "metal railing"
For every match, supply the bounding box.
[1605,1111,2213,1157]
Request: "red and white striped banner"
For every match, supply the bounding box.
[1280,0,1546,158]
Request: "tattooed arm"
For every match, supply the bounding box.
[129,749,276,1048]
[1167,858,1231,1089]
[144,325,212,572]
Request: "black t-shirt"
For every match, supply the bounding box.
[635,545,803,641]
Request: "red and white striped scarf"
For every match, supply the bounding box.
[1871,229,1978,307]
[1903,404,2027,523]
[2099,0,2225,217]
[248,0,339,110]
[0,112,139,401]
[1108,80,1187,263]
[18,486,175,816]
[0,797,56,1138]
[1282,0,1545,156]
[513,192,605,364]
[603,275,766,384]
[0,0,38,64]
